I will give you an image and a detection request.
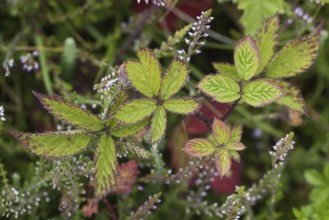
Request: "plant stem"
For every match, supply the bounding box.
[34,35,53,95]
[114,5,157,65]
[103,198,118,220]
[220,98,241,121]
[151,143,165,176]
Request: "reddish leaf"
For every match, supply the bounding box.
[184,100,230,135]
[211,160,241,194]
[116,160,140,194]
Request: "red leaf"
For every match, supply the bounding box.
[185,100,230,135]
[116,160,140,194]
[210,160,241,194]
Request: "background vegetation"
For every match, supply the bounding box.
[0,0,329,219]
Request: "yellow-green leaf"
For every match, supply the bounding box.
[275,80,307,114]
[11,130,90,158]
[163,98,199,114]
[184,138,215,157]
[33,92,104,132]
[234,36,260,80]
[160,59,188,100]
[255,15,279,75]
[151,106,167,143]
[213,63,240,81]
[215,149,231,177]
[94,135,117,202]
[229,150,241,162]
[115,99,157,123]
[229,125,243,142]
[212,119,231,145]
[242,80,283,107]
[225,142,246,151]
[265,31,320,78]
[125,48,161,97]
[198,74,241,103]
[237,0,285,34]
[111,119,148,138]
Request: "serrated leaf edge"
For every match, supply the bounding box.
[33,91,104,131]
[8,129,89,159]
[197,74,241,103]
[163,98,200,115]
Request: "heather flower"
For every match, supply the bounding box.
[0,105,6,121]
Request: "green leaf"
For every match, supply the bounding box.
[125,48,161,97]
[115,99,157,123]
[160,59,188,100]
[94,135,117,201]
[184,138,215,157]
[163,98,199,114]
[237,0,285,34]
[198,74,241,103]
[212,119,231,145]
[225,142,246,151]
[151,106,167,143]
[229,150,241,162]
[215,149,231,177]
[275,81,307,114]
[107,91,127,118]
[234,36,260,80]
[266,31,320,78]
[255,15,279,74]
[111,119,148,138]
[229,125,243,142]
[33,92,104,132]
[11,130,90,158]
[242,80,283,107]
[213,63,240,81]
[304,170,325,187]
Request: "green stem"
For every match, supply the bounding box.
[151,143,165,176]
[34,35,53,95]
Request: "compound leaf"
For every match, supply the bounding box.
[237,0,285,34]
[255,15,279,75]
[163,98,199,114]
[11,130,90,158]
[275,80,307,114]
[94,135,117,202]
[213,63,240,81]
[212,119,231,145]
[266,31,320,78]
[215,149,231,177]
[198,74,240,103]
[225,142,246,151]
[151,106,167,143]
[125,48,161,97]
[242,80,283,107]
[160,59,188,100]
[230,150,241,162]
[115,99,157,123]
[229,125,243,142]
[112,119,148,138]
[234,36,260,80]
[33,92,104,132]
[184,138,215,157]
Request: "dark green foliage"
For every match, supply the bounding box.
[1,0,329,219]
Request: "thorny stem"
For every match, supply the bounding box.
[195,112,212,130]
[220,98,241,121]
[103,198,118,220]
[114,5,157,65]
